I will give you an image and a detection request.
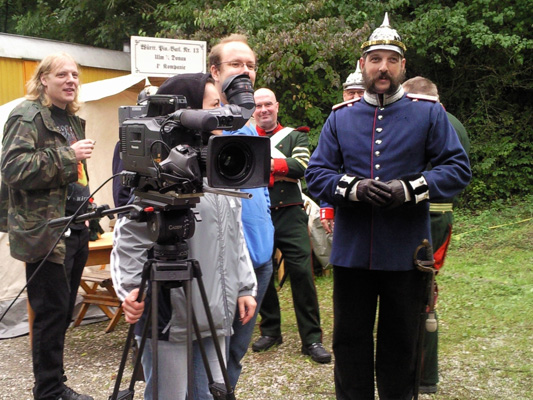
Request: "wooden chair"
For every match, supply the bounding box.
[73,232,123,333]
[73,267,123,333]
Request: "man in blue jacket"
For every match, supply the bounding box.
[305,14,471,400]
[208,34,275,388]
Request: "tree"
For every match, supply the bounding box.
[0,0,30,33]
[2,0,173,50]
[398,0,533,205]
[2,0,532,207]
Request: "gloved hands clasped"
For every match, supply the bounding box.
[349,178,407,209]
[384,179,407,209]
[354,179,391,207]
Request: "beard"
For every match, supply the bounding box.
[363,68,406,95]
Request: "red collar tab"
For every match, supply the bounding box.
[295,126,310,133]
[257,122,283,136]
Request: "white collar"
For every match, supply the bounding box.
[363,86,404,107]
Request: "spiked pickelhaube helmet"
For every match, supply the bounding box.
[343,61,365,90]
[361,13,406,56]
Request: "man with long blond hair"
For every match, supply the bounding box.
[1,52,95,400]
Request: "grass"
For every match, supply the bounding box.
[236,196,533,399]
[433,197,533,399]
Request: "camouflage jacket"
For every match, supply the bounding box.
[0,100,84,264]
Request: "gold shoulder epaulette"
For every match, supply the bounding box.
[332,97,361,111]
[406,93,439,103]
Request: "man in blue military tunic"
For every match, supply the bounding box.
[305,14,471,399]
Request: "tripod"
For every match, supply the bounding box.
[110,203,236,400]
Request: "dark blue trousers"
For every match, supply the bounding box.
[333,267,427,400]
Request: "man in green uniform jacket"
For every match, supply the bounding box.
[403,76,471,394]
[251,87,331,364]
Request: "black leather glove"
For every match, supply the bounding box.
[384,179,407,209]
[355,179,392,207]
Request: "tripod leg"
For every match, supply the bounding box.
[152,279,159,400]
[109,273,148,400]
[185,278,224,400]
[193,262,235,400]
[185,279,194,399]
[191,303,216,385]
[109,324,136,400]
[129,305,151,392]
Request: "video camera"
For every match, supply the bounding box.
[119,74,270,201]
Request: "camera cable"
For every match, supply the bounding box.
[0,174,118,325]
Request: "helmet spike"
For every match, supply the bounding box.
[383,12,390,27]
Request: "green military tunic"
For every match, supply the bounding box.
[422,111,471,387]
[256,123,323,346]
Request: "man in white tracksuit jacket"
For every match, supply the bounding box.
[111,184,257,400]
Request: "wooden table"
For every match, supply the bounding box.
[86,232,114,265]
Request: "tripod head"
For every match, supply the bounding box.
[133,194,199,245]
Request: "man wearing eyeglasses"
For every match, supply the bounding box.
[209,34,259,103]
[208,34,276,389]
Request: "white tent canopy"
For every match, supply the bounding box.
[0,74,160,338]
[0,33,130,71]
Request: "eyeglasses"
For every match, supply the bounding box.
[216,61,258,72]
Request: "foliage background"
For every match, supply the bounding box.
[1,0,532,208]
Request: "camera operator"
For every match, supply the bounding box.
[110,72,257,400]
[208,34,275,388]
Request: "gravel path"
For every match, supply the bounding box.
[2,275,527,400]
[0,318,336,400]
[0,313,438,400]
[0,319,146,400]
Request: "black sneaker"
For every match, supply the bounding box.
[419,384,438,394]
[302,342,332,364]
[251,335,283,352]
[57,386,94,400]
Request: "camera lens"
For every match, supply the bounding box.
[207,135,269,189]
[223,74,255,115]
[216,142,252,182]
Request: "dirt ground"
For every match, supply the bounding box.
[0,319,146,400]
[0,317,337,400]
[0,319,449,400]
